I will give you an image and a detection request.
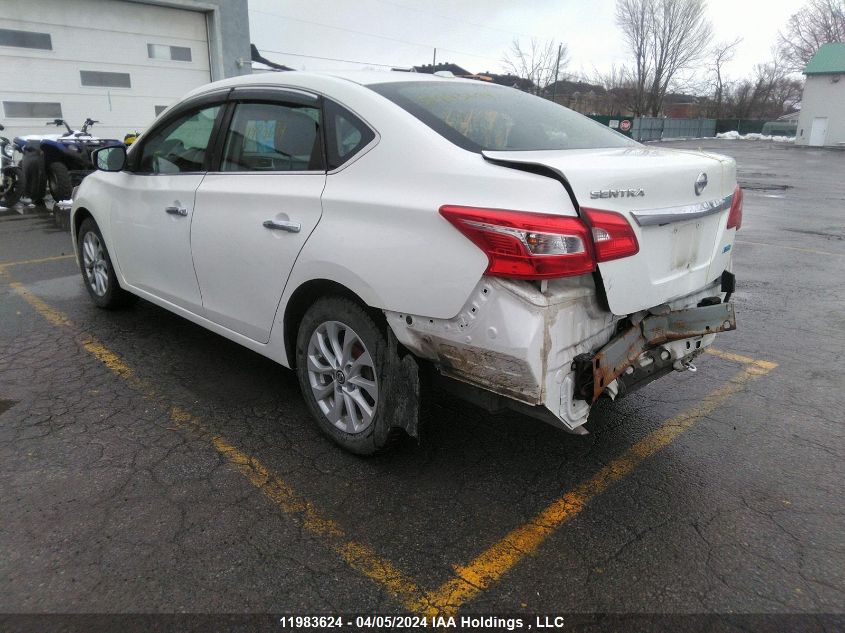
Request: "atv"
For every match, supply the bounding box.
[21,119,123,202]
[0,123,22,208]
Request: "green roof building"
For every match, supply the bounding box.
[796,43,845,147]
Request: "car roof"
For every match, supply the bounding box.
[314,69,458,85]
[188,69,473,97]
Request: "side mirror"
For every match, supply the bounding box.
[93,145,127,172]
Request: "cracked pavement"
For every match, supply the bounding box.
[0,140,843,630]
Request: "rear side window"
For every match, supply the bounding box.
[368,81,635,152]
[324,100,375,169]
[221,102,324,172]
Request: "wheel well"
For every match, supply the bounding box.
[283,279,384,368]
[73,207,93,241]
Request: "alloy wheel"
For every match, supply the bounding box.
[82,231,109,297]
[306,320,379,434]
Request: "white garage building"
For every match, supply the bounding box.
[0,0,250,140]
[795,43,845,147]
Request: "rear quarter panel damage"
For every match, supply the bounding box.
[386,276,619,428]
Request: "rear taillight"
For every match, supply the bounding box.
[581,208,640,262]
[439,205,595,279]
[727,185,743,230]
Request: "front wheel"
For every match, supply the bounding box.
[295,297,393,455]
[77,217,135,309]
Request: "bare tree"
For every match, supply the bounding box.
[616,0,652,114]
[615,0,713,115]
[718,48,803,119]
[709,37,742,118]
[590,64,640,115]
[502,38,569,96]
[778,0,845,71]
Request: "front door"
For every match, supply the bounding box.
[110,103,223,312]
[191,96,326,343]
[809,117,828,147]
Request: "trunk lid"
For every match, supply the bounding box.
[483,146,737,315]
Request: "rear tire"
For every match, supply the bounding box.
[48,162,73,202]
[77,217,135,309]
[295,296,394,455]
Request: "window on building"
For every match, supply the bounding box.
[0,28,52,50]
[155,105,168,116]
[3,101,62,118]
[80,70,131,88]
[221,102,324,172]
[147,44,192,62]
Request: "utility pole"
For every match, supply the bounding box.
[550,43,562,102]
[432,47,437,69]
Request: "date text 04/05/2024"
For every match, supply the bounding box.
[278,615,568,629]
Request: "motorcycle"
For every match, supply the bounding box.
[18,118,123,202]
[0,123,22,208]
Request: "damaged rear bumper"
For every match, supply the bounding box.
[572,302,736,404]
[385,276,736,434]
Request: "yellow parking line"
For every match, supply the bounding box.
[7,281,74,328]
[706,347,778,371]
[412,359,777,616]
[0,254,75,271]
[7,275,778,617]
[174,407,428,609]
[736,240,844,257]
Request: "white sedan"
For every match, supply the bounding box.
[72,70,741,454]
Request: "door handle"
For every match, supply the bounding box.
[263,219,301,233]
[165,206,188,217]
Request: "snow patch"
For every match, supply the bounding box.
[716,131,795,142]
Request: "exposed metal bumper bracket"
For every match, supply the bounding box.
[573,302,736,403]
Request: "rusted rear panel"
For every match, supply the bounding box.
[580,302,736,403]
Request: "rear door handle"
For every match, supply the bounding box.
[165,206,188,216]
[263,219,301,233]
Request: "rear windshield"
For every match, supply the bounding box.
[368,80,636,152]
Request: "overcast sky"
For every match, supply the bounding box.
[249,0,804,83]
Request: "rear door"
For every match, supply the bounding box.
[484,146,737,315]
[190,89,326,343]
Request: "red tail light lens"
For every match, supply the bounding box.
[727,185,743,230]
[581,208,639,262]
[439,205,595,279]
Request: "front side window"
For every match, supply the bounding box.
[221,102,323,172]
[368,81,636,152]
[137,105,221,174]
[324,100,375,169]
